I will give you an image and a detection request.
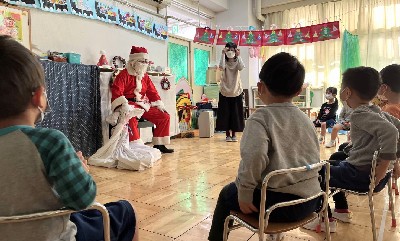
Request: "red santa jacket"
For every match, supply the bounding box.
[111,69,161,107]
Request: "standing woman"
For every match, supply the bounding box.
[216,42,245,142]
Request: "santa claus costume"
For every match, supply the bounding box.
[110,46,174,153]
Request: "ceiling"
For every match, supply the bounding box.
[261,0,304,8]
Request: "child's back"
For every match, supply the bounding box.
[238,103,320,199]
[0,126,96,241]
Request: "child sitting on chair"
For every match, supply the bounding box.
[304,66,400,232]
[0,36,138,241]
[313,87,339,144]
[325,104,353,148]
[208,52,322,241]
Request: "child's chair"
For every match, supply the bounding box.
[329,151,396,241]
[0,202,111,241]
[222,161,331,241]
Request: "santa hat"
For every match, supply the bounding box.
[129,46,149,61]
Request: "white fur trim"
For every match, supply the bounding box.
[152,136,170,145]
[111,96,128,111]
[129,53,149,61]
[136,102,151,112]
[151,100,164,107]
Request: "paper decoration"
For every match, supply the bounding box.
[153,23,168,40]
[216,30,240,45]
[70,0,95,18]
[285,26,312,45]
[40,0,71,13]
[118,9,135,30]
[240,30,263,46]
[5,0,40,8]
[262,29,285,46]
[311,21,340,42]
[95,1,118,23]
[193,28,216,45]
[0,6,23,42]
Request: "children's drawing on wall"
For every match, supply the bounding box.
[40,0,70,13]
[70,0,94,18]
[4,0,39,8]
[118,9,135,30]
[144,17,153,35]
[153,23,168,40]
[94,1,118,23]
[0,6,23,42]
[136,15,145,33]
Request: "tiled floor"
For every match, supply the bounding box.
[92,133,400,241]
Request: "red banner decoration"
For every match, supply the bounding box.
[193,28,216,45]
[262,29,286,46]
[285,26,312,45]
[311,21,340,42]
[239,30,263,46]
[216,30,240,45]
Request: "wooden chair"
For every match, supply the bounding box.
[0,202,111,241]
[223,161,331,241]
[329,151,397,241]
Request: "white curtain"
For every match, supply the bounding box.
[263,0,400,89]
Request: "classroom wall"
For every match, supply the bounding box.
[29,8,168,67]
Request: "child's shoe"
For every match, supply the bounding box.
[225,136,232,142]
[318,136,325,144]
[231,136,238,142]
[332,209,352,223]
[325,140,336,148]
[266,233,285,241]
[302,217,337,233]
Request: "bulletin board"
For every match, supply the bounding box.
[0,3,31,49]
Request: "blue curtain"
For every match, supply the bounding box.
[39,61,102,157]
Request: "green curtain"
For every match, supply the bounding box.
[194,48,210,86]
[340,30,361,74]
[168,42,188,83]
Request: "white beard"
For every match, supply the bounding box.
[129,61,148,100]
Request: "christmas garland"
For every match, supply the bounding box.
[160,75,171,90]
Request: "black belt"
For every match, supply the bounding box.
[127,98,143,102]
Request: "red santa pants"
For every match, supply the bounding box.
[128,106,170,145]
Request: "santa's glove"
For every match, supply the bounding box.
[106,112,120,126]
[151,100,168,113]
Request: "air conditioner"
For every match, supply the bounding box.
[137,0,171,9]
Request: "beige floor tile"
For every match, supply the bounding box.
[171,195,217,216]
[135,188,191,208]
[139,229,174,241]
[140,209,207,238]
[104,183,156,201]
[135,175,183,190]
[96,180,130,194]
[196,184,226,200]
[127,201,164,223]
[189,172,233,185]
[164,179,212,194]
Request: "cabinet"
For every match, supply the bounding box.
[251,86,311,108]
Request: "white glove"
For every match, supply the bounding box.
[120,102,130,114]
[157,105,168,113]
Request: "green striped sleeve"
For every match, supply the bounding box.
[22,127,96,210]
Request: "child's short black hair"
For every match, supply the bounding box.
[0,35,45,119]
[259,52,305,97]
[326,87,338,95]
[342,66,381,101]
[380,64,400,93]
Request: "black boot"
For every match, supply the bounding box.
[154,145,174,153]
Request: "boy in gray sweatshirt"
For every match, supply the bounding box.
[304,67,400,231]
[208,52,321,241]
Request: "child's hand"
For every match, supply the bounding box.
[76,151,90,173]
[235,49,240,56]
[222,47,228,54]
[239,200,258,214]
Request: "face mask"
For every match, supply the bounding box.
[226,51,235,59]
[325,94,333,100]
[35,92,51,125]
